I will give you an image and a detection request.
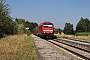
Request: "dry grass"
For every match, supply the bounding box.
[0,34,37,60]
[56,34,90,41]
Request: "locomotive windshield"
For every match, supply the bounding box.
[44,23,53,28]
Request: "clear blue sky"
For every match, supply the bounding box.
[7,0,90,30]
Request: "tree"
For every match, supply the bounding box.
[63,23,74,34]
[33,22,38,28]
[76,17,90,32]
[15,18,38,34]
[57,28,62,33]
[0,0,16,37]
[54,28,62,34]
[15,18,26,34]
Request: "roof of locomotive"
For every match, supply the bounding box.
[37,21,53,27]
[42,21,53,24]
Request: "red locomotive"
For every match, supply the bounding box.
[33,21,56,38]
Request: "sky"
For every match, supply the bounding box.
[7,0,90,30]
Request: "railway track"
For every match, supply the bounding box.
[68,38,90,43]
[57,38,90,52]
[47,38,90,60]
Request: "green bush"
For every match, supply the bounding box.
[27,30,31,36]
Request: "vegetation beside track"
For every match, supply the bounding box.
[55,33,90,40]
[75,32,90,36]
[0,34,37,60]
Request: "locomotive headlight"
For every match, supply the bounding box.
[44,32,45,33]
[51,32,52,33]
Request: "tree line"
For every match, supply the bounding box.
[55,17,90,35]
[15,18,38,34]
[0,0,38,38]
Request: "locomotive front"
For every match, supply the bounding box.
[41,22,54,38]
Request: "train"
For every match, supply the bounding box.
[33,21,56,39]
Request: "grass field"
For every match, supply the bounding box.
[56,34,90,41]
[75,32,90,36]
[0,34,37,60]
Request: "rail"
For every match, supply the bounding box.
[54,38,90,52]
